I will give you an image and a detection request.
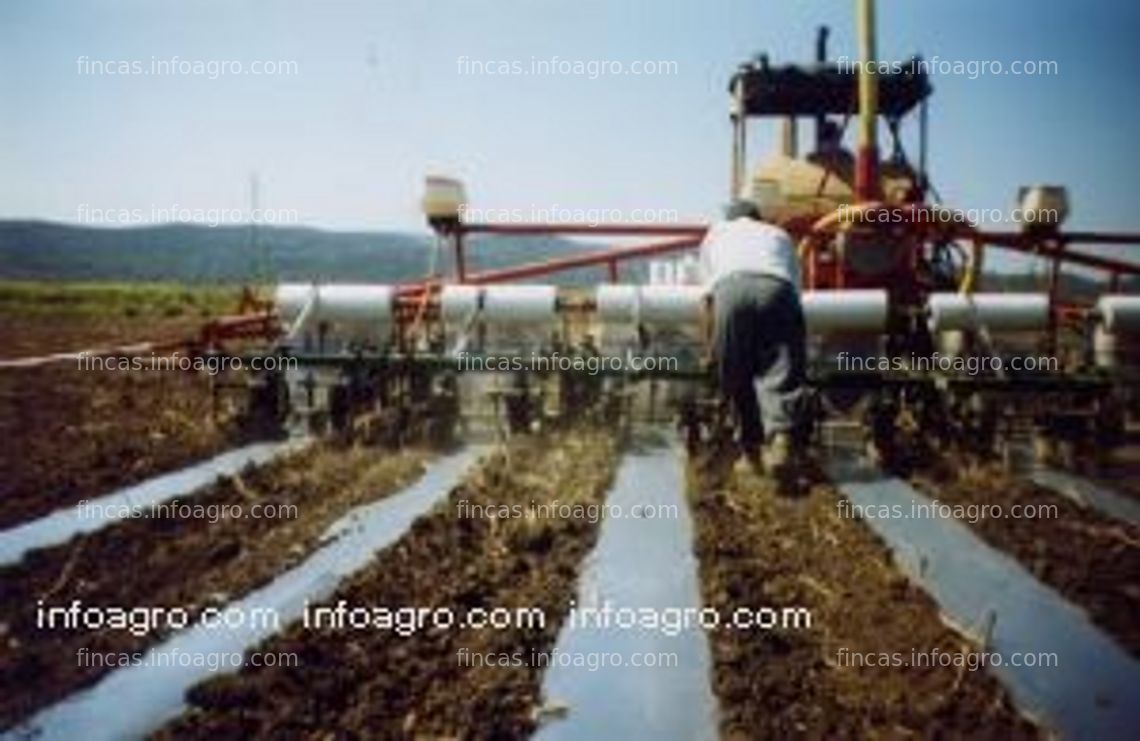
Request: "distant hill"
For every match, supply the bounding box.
[0,221,647,285]
[0,221,1131,294]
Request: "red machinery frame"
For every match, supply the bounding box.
[192,216,1140,351]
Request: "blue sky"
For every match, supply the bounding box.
[1,0,1138,238]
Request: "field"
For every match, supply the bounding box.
[0,282,1137,739]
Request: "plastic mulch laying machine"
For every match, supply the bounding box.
[194,0,1139,465]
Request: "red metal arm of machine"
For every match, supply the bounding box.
[21,219,1134,364]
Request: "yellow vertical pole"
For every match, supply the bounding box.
[855,0,881,201]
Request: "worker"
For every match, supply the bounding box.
[700,198,806,481]
[807,119,855,181]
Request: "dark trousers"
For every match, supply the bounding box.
[712,273,806,450]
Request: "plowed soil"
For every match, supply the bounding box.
[0,443,428,728]
[155,429,618,739]
[689,452,1040,738]
[0,292,253,528]
[0,364,251,528]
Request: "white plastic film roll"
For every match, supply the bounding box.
[440,284,558,325]
[275,283,394,344]
[1097,295,1140,333]
[596,285,708,325]
[927,293,1049,333]
[802,290,888,333]
[482,285,558,323]
[641,286,707,324]
[275,283,316,326]
[596,285,639,323]
[315,285,395,325]
[440,285,482,325]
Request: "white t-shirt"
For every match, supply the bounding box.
[699,218,801,291]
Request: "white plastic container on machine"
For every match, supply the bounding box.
[596,285,708,326]
[439,285,559,327]
[1096,295,1140,333]
[1094,295,1140,368]
[441,284,560,354]
[481,285,558,323]
[802,290,889,334]
[597,285,887,333]
[275,283,395,347]
[440,285,482,327]
[927,293,1049,333]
